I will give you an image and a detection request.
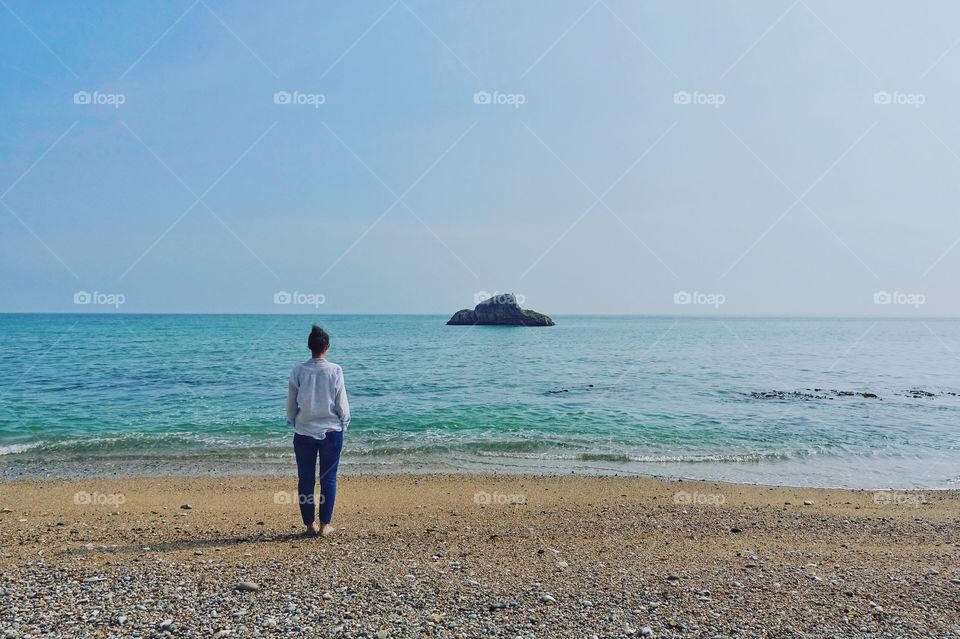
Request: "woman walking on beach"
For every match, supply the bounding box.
[286,325,350,537]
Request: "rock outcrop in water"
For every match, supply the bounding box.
[446,293,555,326]
[749,389,880,400]
[749,388,960,401]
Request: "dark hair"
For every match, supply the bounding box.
[308,324,330,355]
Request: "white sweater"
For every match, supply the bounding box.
[286,358,351,439]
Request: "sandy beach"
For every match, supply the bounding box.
[0,474,958,638]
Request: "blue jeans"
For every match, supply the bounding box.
[293,431,343,525]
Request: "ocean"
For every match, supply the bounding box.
[1,314,958,488]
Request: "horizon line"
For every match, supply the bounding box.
[2,311,960,320]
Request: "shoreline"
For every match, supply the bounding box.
[1,455,956,491]
[1,474,958,637]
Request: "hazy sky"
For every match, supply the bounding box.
[1,1,959,314]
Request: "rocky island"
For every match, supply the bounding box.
[446,293,555,326]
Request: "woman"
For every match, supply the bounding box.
[286,325,350,536]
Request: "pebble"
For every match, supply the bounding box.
[640,626,654,637]
[322,591,333,600]
[376,631,389,639]
[539,594,557,604]
[159,619,173,629]
[235,581,260,592]
[803,500,814,506]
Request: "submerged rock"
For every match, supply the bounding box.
[446,293,554,327]
[749,389,881,400]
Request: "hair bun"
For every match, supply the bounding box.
[308,324,330,355]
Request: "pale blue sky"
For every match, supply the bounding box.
[1,1,959,314]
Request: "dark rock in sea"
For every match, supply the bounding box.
[446,293,554,326]
[749,389,881,401]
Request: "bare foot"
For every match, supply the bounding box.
[305,522,320,536]
[320,523,335,537]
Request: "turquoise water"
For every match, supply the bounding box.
[1,314,959,488]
